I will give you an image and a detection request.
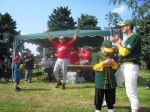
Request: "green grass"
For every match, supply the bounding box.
[0,70,150,112]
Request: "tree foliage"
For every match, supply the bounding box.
[109,0,139,18]
[0,13,19,43]
[109,0,149,21]
[137,15,150,69]
[105,12,123,27]
[77,14,100,30]
[47,6,76,31]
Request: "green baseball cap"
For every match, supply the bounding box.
[118,19,134,27]
[102,40,113,53]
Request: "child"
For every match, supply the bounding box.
[13,54,23,91]
[91,40,118,112]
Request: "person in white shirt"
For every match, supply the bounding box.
[41,54,52,82]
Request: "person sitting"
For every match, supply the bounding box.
[41,53,53,82]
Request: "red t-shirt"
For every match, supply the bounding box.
[69,51,79,64]
[51,38,76,59]
[79,51,85,61]
[84,50,91,62]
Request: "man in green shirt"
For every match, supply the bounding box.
[91,40,118,112]
[112,20,142,112]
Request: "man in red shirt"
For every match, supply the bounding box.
[69,46,79,65]
[79,48,85,64]
[47,28,79,89]
[83,47,91,64]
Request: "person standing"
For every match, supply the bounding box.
[24,50,34,83]
[83,47,91,64]
[112,20,142,112]
[69,46,79,65]
[91,40,118,112]
[79,47,85,64]
[47,28,80,89]
[13,54,24,91]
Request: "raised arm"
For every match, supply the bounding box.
[73,28,80,39]
[44,28,52,41]
[47,33,52,41]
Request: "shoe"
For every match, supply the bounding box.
[28,80,31,83]
[55,81,62,88]
[15,86,21,91]
[16,87,21,90]
[62,83,65,89]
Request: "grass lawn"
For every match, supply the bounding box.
[0,70,150,112]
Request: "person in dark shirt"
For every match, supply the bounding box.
[24,50,34,83]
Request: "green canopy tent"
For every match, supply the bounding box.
[14,30,111,47]
[13,29,111,60]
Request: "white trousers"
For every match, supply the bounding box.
[53,58,69,83]
[115,64,139,111]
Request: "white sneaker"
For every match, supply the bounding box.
[95,110,101,112]
[108,109,114,112]
[132,109,138,112]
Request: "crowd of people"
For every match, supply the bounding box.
[0,19,143,112]
[0,54,12,82]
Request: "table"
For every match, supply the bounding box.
[67,64,94,83]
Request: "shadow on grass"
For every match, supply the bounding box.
[115,106,150,112]
[138,76,149,87]
[21,88,50,91]
[67,85,94,89]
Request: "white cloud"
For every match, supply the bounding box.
[112,5,128,14]
[24,42,39,56]
[20,31,27,35]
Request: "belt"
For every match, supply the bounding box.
[122,62,133,64]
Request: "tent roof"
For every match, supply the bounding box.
[14,30,110,47]
[15,30,110,40]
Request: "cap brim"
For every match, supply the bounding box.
[118,23,126,27]
[103,48,114,53]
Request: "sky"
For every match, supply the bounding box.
[0,0,133,55]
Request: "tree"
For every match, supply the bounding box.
[47,6,76,31]
[109,0,149,21]
[0,13,19,59]
[109,0,139,18]
[137,15,150,69]
[77,14,100,30]
[0,13,19,43]
[105,12,123,27]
